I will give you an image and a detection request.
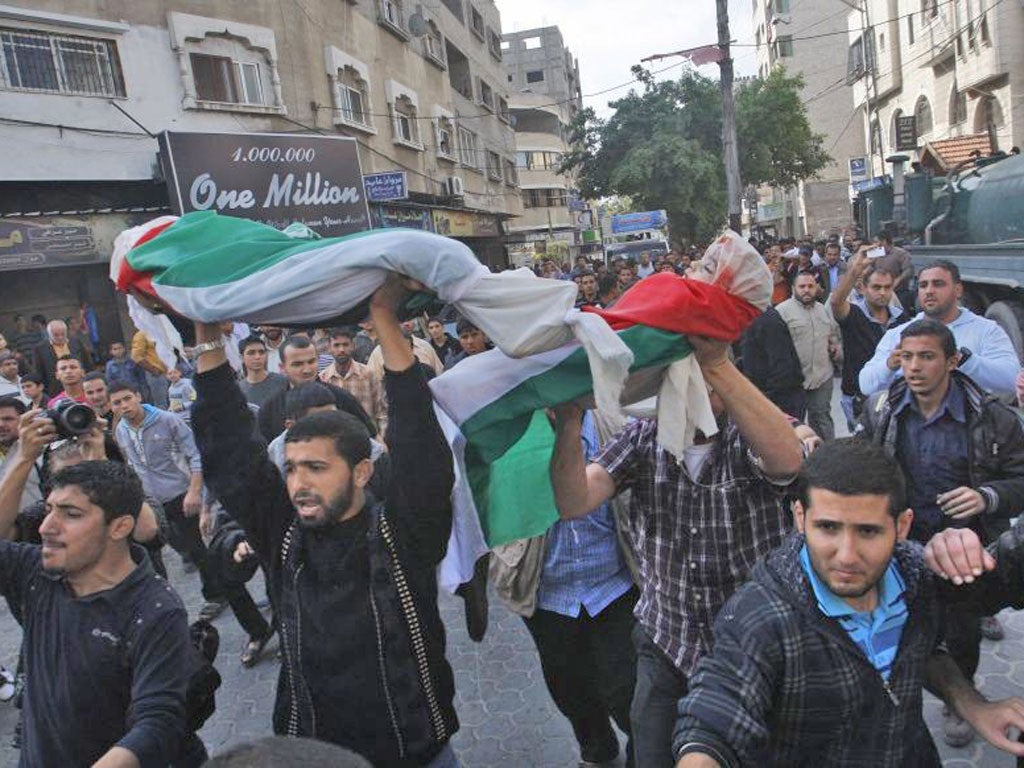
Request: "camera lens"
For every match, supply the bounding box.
[62,404,95,433]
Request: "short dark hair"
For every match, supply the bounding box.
[791,269,819,288]
[21,372,44,387]
[598,274,618,295]
[30,314,46,326]
[876,231,893,244]
[284,382,336,421]
[456,317,480,335]
[49,461,144,523]
[900,318,957,358]
[83,371,106,384]
[919,259,961,284]
[281,334,314,362]
[204,736,372,768]
[108,379,141,396]
[799,439,907,518]
[864,264,897,283]
[285,410,371,466]
[109,340,126,349]
[0,395,27,416]
[238,334,266,355]
[55,354,82,366]
[426,316,444,326]
[329,326,357,342]
[578,270,596,279]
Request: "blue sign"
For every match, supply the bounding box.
[363,171,408,202]
[371,204,433,231]
[610,210,668,234]
[852,175,889,193]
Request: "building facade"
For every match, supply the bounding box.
[0,0,521,350]
[751,0,866,239]
[846,0,1023,183]
[501,26,595,265]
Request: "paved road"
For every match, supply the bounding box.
[0,384,1020,766]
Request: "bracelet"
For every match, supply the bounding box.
[191,338,226,359]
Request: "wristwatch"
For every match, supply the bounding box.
[191,338,226,359]
[957,347,972,367]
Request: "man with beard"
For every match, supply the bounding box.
[83,371,114,424]
[191,274,460,768]
[549,333,803,767]
[860,260,1019,397]
[830,247,909,431]
[0,459,191,767]
[776,271,841,440]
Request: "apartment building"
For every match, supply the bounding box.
[846,0,1023,181]
[751,0,866,238]
[502,26,596,264]
[0,0,520,343]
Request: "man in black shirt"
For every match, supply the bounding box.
[0,459,191,767]
[830,246,909,431]
[192,274,459,768]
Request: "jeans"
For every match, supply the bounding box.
[805,379,836,441]
[163,496,270,640]
[840,394,857,434]
[523,588,637,766]
[630,626,689,768]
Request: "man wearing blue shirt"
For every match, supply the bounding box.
[859,260,1019,396]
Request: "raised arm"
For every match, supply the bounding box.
[690,336,802,480]
[829,248,869,322]
[191,323,292,558]
[0,411,52,539]
[550,402,617,520]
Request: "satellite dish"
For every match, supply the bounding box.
[408,5,428,36]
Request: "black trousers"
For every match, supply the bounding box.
[630,625,690,768]
[163,495,270,640]
[523,587,638,766]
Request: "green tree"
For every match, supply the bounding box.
[562,66,830,243]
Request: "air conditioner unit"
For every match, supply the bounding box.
[445,176,465,196]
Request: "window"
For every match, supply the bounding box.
[486,150,502,181]
[870,120,882,155]
[979,15,990,45]
[378,0,406,37]
[190,53,265,104]
[773,0,790,13]
[392,94,420,148]
[497,95,510,123]
[907,14,915,45]
[424,22,445,67]
[0,28,125,96]
[500,40,511,51]
[526,69,544,83]
[914,95,933,136]
[435,115,456,160]
[337,65,370,128]
[846,34,875,83]
[487,29,502,60]
[524,36,541,50]
[478,78,493,110]
[889,109,903,149]
[515,151,563,170]
[504,158,517,186]
[522,188,566,208]
[922,0,938,18]
[469,6,485,40]
[458,125,479,169]
[440,0,464,23]
[446,41,472,100]
[775,35,793,58]
[950,83,967,125]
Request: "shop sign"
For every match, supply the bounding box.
[895,116,918,152]
[372,205,434,231]
[610,210,668,234]
[432,209,499,238]
[849,156,869,184]
[0,218,101,271]
[364,172,408,202]
[757,202,785,221]
[158,131,369,237]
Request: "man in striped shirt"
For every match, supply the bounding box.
[674,439,1024,768]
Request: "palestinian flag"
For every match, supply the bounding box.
[433,270,763,591]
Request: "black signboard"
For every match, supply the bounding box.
[0,219,99,271]
[158,131,370,237]
[895,115,918,152]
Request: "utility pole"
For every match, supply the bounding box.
[717,0,743,233]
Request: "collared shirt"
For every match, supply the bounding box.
[365,336,443,380]
[836,296,908,396]
[596,419,791,674]
[536,414,633,618]
[46,390,87,408]
[319,359,387,436]
[894,381,970,541]
[800,544,908,680]
[776,297,840,390]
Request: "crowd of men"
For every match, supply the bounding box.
[1,232,1024,768]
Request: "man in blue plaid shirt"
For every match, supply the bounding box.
[550,335,804,768]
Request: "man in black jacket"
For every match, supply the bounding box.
[192,274,459,768]
[738,306,805,419]
[857,317,1024,745]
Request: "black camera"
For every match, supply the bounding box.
[43,399,97,440]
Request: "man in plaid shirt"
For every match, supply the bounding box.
[550,335,804,768]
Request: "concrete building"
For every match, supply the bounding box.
[751,0,866,239]
[0,0,520,352]
[846,0,1023,184]
[502,26,596,265]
